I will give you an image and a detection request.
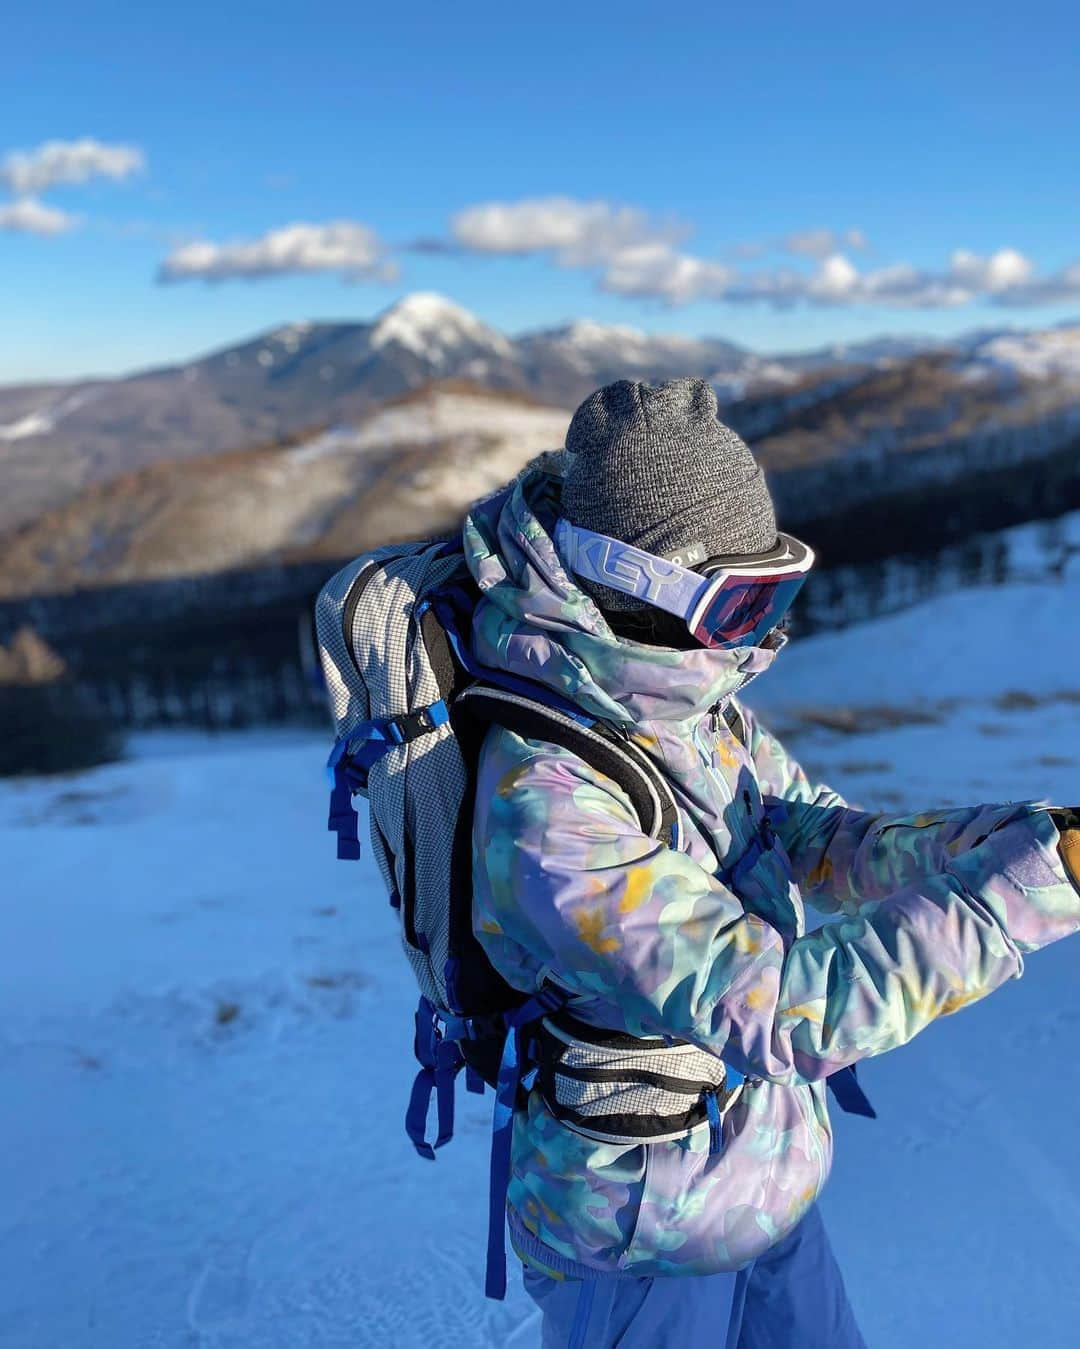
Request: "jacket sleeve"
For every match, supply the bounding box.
[473,725,1080,1088]
[740,699,1054,917]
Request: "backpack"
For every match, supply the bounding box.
[314,530,683,1297]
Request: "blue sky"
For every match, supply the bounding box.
[3,0,1078,382]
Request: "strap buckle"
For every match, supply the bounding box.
[388,701,448,745]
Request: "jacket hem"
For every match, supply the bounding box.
[508,1208,625,1281]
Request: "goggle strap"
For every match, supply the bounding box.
[554,520,708,621]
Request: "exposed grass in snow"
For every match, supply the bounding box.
[3,573,1080,1346]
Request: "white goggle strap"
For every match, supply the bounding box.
[554,519,709,622]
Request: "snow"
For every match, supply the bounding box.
[963,325,1080,383]
[2,729,536,1347]
[534,319,712,371]
[368,293,514,365]
[5,573,1080,1346]
[564,318,649,344]
[0,407,55,440]
[286,391,569,485]
[0,389,99,441]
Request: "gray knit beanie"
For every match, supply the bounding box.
[560,378,778,611]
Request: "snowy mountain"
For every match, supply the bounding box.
[0,292,912,537]
[514,319,766,402]
[5,568,1080,1346]
[0,385,572,598]
[1,294,1078,577]
[368,290,515,366]
[959,324,1080,383]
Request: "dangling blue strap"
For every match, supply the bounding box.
[704,1089,724,1154]
[432,1039,460,1145]
[827,1063,877,1119]
[327,752,362,861]
[485,986,567,1300]
[405,997,463,1159]
[405,1065,440,1161]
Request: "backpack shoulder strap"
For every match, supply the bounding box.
[458,684,680,848]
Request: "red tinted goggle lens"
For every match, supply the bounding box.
[691,573,809,649]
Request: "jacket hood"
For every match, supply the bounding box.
[461,468,782,726]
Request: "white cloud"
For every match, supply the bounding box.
[158,221,398,283]
[0,197,76,236]
[807,253,861,301]
[949,247,1033,293]
[599,243,735,304]
[450,196,688,266]
[0,138,144,196]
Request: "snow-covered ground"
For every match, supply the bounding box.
[964,324,1080,383]
[4,572,1080,1347]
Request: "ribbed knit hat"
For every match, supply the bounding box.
[561,378,778,611]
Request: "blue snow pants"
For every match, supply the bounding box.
[522,1205,868,1348]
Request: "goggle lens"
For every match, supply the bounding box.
[691,573,809,650]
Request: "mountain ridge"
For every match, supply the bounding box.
[0,291,1077,572]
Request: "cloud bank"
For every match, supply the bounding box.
[449,196,689,267]
[445,197,1080,311]
[147,191,1080,312]
[158,221,398,283]
[0,139,144,196]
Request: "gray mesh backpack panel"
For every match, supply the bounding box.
[316,537,467,1010]
[314,535,683,1019]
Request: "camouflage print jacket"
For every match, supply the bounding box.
[464,469,1080,1280]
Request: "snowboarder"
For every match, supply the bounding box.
[460,377,1080,1347]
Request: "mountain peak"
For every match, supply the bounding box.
[369,291,511,362]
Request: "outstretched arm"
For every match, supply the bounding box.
[473,726,1080,1088]
[741,699,1051,916]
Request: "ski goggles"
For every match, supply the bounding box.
[554,519,814,650]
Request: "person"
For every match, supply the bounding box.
[460,377,1080,1348]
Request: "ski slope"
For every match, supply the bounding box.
[3,572,1080,1347]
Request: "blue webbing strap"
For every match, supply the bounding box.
[406,997,464,1160]
[485,985,567,1300]
[704,1089,723,1154]
[325,700,450,862]
[827,1063,877,1118]
[703,1058,746,1156]
[326,741,362,861]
